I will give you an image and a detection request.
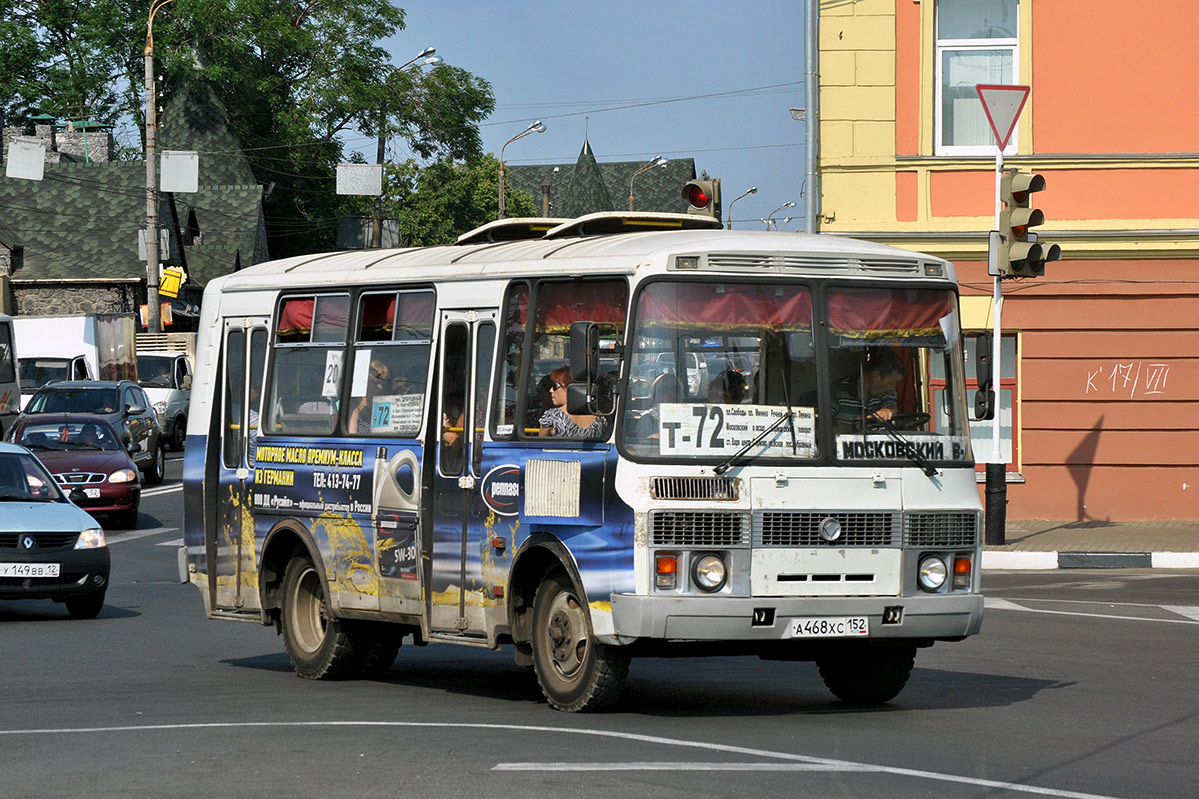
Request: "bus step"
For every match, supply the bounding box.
[208,608,264,624]
[426,632,494,648]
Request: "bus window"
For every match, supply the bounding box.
[344,290,434,437]
[221,329,245,467]
[472,322,496,476]
[265,294,349,436]
[521,279,627,440]
[439,323,469,476]
[493,282,529,439]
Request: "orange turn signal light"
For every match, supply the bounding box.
[656,555,677,574]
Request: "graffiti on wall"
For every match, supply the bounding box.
[1086,362,1170,398]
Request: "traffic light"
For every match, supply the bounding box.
[998,171,1060,277]
[682,178,721,221]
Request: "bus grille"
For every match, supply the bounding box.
[904,512,980,547]
[649,476,739,501]
[650,511,749,547]
[754,511,900,547]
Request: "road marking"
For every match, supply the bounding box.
[494,761,881,772]
[985,597,1199,625]
[0,721,1126,799]
[156,538,184,547]
[106,527,179,544]
[141,485,182,498]
[1162,605,1199,621]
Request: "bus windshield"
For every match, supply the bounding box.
[619,279,972,467]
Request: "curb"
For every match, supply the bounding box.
[983,551,1199,570]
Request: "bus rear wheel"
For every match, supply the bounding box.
[816,644,916,705]
[530,571,629,712]
[280,555,364,679]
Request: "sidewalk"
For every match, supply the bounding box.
[982,520,1199,570]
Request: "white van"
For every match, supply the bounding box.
[136,352,192,450]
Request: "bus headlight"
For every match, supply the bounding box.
[692,553,727,592]
[917,555,947,592]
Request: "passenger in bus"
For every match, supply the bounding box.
[348,359,390,434]
[538,366,608,439]
[833,349,903,429]
[707,369,748,404]
[632,372,683,438]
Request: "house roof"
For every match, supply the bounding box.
[507,137,698,217]
[0,161,179,281]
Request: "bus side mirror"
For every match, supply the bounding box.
[569,322,599,383]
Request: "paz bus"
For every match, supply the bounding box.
[181,212,984,712]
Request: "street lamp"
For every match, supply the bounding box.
[498,120,546,219]
[766,201,796,231]
[372,48,441,247]
[628,155,667,211]
[726,186,757,229]
[144,0,175,334]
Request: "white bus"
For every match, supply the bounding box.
[182,212,984,711]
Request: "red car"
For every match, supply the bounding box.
[9,414,142,529]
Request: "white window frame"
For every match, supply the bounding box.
[934,2,1020,157]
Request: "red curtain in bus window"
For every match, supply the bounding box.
[826,288,953,344]
[394,292,435,340]
[637,283,812,331]
[537,280,628,332]
[277,298,315,338]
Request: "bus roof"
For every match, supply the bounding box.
[212,217,954,294]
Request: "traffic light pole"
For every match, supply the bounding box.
[986,147,1007,545]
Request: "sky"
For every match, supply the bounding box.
[353,0,808,230]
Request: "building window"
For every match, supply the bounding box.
[935,0,1019,156]
[931,331,1018,472]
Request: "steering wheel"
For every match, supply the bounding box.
[885,412,931,430]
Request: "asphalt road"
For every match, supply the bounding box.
[2,454,1197,798]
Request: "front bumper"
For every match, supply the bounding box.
[0,547,110,601]
[610,592,983,642]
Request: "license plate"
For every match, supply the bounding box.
[84,488,101,499]
[0,562,61,578]
[790,616,868,638]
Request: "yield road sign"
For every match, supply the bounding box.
[976,84,1029,149]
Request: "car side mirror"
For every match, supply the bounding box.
[180,375,191,390]
[125,404,147,417]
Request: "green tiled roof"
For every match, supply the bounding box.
[176,184,267,284]
[0,161,180,281]
[159,82,257,187]
[507,137,698,217]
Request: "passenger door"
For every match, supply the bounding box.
[428,310,496,636]
[210,318,268,611]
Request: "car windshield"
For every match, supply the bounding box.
[26,387,119,415]
[0,452,64,502]
[16,420,121,452]
[137,355,174,388]
[18,358,71,392]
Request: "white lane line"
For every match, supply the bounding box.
[156,537,184,547]
[106,527,179,544]
[1162,605,1199,622]
[985,597,1199,625]
[0,720,1126,799]
[141,485,183,497]
[494,762,881,772]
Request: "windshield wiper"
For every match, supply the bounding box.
[872,419,940,479]
[713,410,793,475]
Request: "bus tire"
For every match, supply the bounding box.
[355,624,403,679]
[281,555,364,680]
[817,644,916,705]
[530,571,629,712]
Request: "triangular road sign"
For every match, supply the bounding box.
[976,84,1029,149]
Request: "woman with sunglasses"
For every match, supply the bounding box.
[538,366,608,439]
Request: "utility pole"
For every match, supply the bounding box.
[144,0,174,333]
[803,0,820,234]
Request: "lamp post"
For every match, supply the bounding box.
[144,0,175,334]
[628,155,667,211]
[372,48,441,248]
[766,201,796,231]
[498,120,545,219]
[726,186,757,229]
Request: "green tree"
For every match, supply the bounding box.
[0,0,495,258]
[351,154,537,247]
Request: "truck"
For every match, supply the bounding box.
[13,314,138,408]
[0,314,19,436]
[135,332,195,451]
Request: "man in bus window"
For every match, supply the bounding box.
[833,349,903,430]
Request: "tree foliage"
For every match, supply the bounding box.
[0,0,497,257]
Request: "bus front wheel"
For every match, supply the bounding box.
[816,644,916,705]
[280,555,363,679]
[530,571,629,712]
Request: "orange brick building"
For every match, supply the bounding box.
[817,0,1199,521]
